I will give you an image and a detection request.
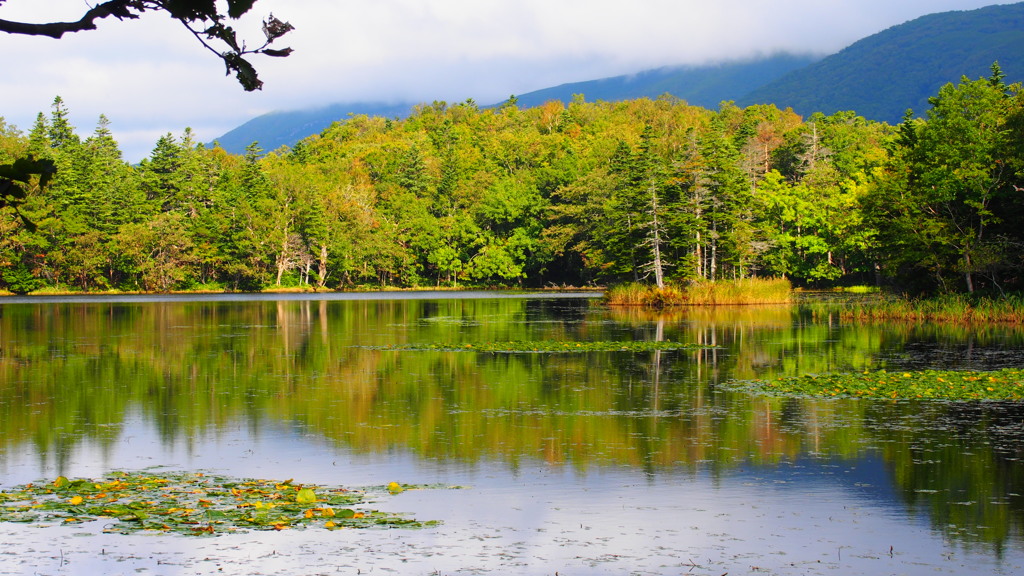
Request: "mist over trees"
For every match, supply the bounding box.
[1,67,1022,294]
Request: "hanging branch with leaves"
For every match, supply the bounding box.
[0,0,293,213]
[0,0,293,91]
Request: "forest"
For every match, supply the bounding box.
[1,65,1022,295]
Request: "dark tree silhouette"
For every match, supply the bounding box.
[0,0,293,91]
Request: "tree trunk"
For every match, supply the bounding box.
[964,252,975,293]
[317,243,328,288]
[695,231,703,280]
[649,185,664,289]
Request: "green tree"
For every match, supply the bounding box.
[867,68,1020,293]
[696,111,754,280]
[467,176,549,284]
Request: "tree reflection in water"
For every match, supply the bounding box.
[1,294,1024,562]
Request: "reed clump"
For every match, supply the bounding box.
[605,278,791,307]
[839,293,1024,324]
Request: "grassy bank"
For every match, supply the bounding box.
[605,278,792,307]
[812,293,1024,324]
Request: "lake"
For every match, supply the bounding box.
[1,292,1023,575]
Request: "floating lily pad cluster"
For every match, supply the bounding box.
[0,472,439,535]
[370,340,712,353]
[743,368,1024,400]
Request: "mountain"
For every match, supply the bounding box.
[213,2,1024,154]
[210,53,817,155]
[505,53,819,110]
[739,2,1024,123]
[212,101,415,154]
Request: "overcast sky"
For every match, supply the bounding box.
[1,0,1015,161]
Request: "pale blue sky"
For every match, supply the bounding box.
[1,0,1015,161]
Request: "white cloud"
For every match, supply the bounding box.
[0,0,1013,161]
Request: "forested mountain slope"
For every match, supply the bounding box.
[214,102,415,156]
[504,53,819,110]
[739,2,1024,122]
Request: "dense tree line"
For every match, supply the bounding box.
[1,67,1022,294]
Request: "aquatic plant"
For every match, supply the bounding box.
[367,340,714,353]
[738,368,1024,400]
[0,472,441,535]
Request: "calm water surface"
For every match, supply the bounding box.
[1,292,1023,576]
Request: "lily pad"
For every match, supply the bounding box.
[0,471,445,535]
[736,368,1024,401]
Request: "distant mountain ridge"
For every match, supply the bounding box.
[213,53,817,154]
[738,2,1024,123]
[503,53,819,110]
[213,2,1024,155]
[212,102,414,155]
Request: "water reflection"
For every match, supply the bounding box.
[2,295,1024,568]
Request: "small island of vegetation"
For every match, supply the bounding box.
[605,277,792,307]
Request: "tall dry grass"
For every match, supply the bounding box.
[605,278,792,307]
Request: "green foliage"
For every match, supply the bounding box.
[864,71,1023,293]
[0,155,54,230]
[0,262,41,294]
[0,69,1020,295]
